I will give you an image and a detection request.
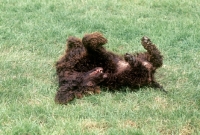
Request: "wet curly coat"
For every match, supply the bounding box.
[55,32,166,104]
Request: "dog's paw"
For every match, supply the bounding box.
[82,32,107,49]
[67,36,83,49]
[141,36,152,49]
[124,53,136,63]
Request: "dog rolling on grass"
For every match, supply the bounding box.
[55,32,166,104]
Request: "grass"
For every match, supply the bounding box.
[0,0,200,134]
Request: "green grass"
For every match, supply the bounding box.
[0,0,200,134]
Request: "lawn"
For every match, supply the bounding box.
[0,0,200,134]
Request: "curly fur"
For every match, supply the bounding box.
[55,32,166,104]
[55,67,107,104]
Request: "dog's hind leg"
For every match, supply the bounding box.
[141,37,163,69]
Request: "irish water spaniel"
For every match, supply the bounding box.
[55,32,166,104]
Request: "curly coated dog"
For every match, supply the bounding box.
[55,32,166,104]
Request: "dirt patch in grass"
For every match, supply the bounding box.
[81,119,109,134]
[118,120,138,128]
[179,123,193,135]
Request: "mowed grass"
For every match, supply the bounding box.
[0,0,200,134]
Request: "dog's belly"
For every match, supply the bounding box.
[116,60,130,74]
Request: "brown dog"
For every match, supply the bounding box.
[55,32,166,104]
